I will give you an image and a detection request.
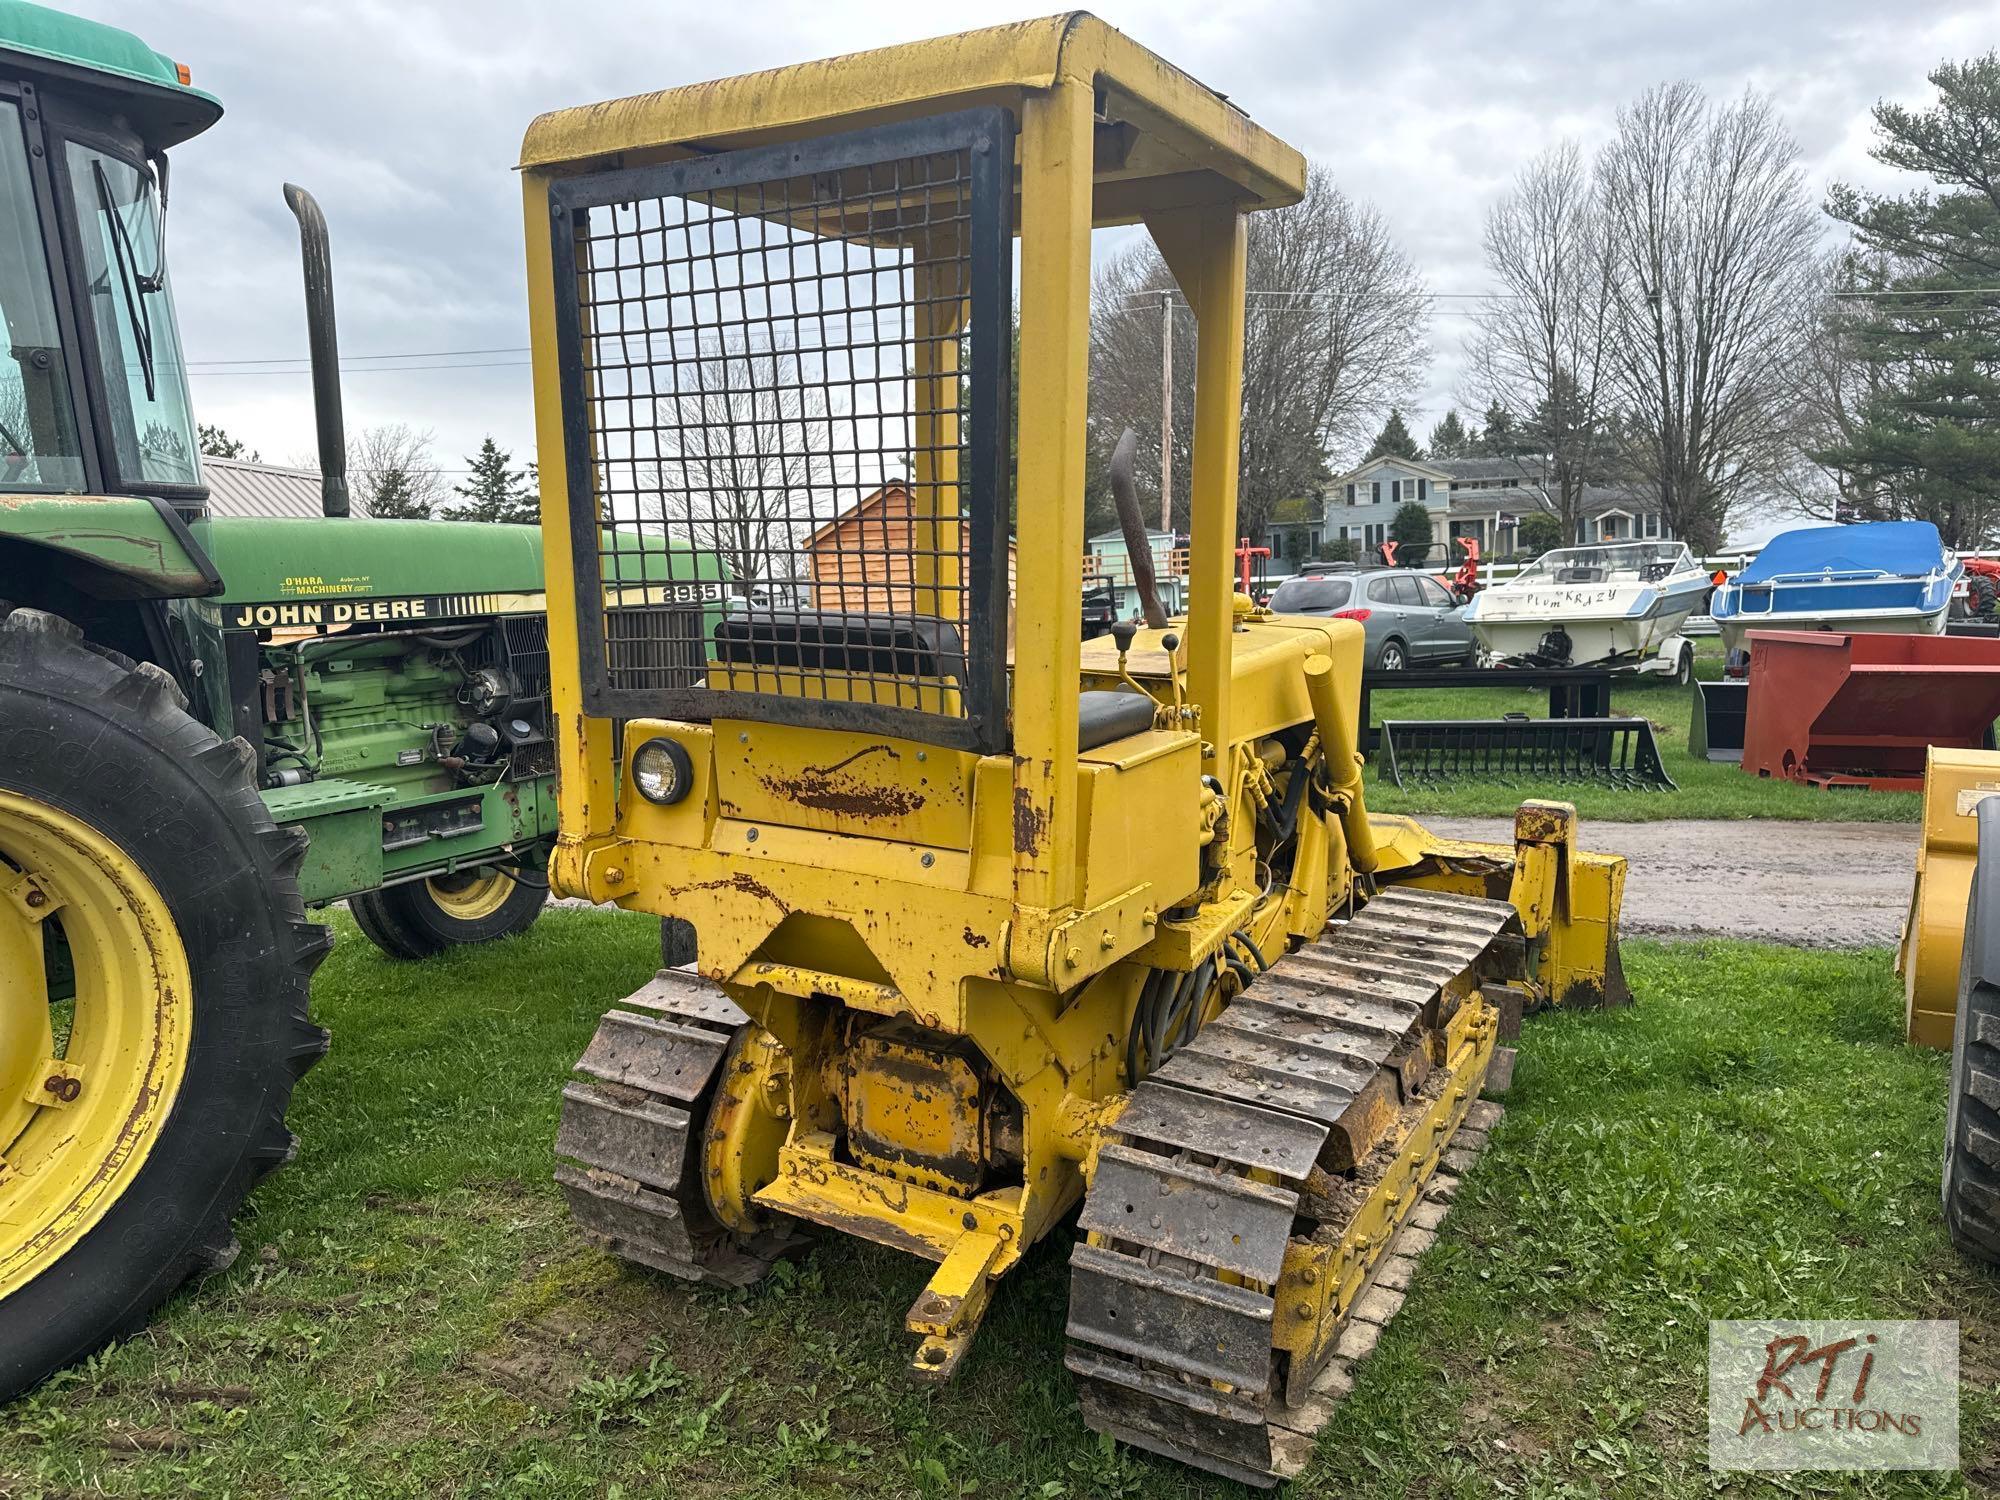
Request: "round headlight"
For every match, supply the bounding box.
[631,737,694,805]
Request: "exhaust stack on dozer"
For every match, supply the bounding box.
[520,20,1631,1487]
[282,183,349,518]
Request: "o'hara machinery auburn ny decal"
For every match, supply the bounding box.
[214,578,726,630]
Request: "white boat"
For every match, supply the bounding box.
[1708,521,1959,656]
[1464,541,1711,666]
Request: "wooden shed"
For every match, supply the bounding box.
[807,482,1016,624]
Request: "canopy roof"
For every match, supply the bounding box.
[518,13,1306,225]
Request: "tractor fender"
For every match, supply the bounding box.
[0,493,221,602]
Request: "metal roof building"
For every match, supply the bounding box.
[199,457,368,519]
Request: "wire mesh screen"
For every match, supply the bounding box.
[549,109,1013,750]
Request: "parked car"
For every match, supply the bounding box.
[1266,565,1476,670]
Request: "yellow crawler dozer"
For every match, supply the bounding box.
[520,16,1627,1484]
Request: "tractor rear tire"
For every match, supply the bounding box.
[0,608,329,1402]
[1946,798,2000,1265]
[351,866,548,960]
[1969,574,1997,619]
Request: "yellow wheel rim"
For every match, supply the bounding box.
[424,867,515,922]
[0,789,192,1301]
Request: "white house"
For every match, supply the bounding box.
[1316,453,1674,560]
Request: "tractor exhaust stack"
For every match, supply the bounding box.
[282,183,349,518]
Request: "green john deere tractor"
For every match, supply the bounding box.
[0,0,722,1398]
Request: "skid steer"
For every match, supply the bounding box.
[0,1,721,1401]
[527,16,1627,1485]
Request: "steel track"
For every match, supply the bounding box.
[555,970,799,1287]
[1065,884,1520,1486]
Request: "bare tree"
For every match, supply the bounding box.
[1596,83,1823,551]
[645,337,834,597]
[1770,253,1891,523]
[1088,168,1429,543]
[343,423,448,519]
[1465,142,1618,538]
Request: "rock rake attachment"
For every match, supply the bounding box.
[1379,715,1675,791]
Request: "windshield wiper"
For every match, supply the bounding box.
[92,159,156,401]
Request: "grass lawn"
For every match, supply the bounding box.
[1365,644,1924,823]
[2,909,1993,1498]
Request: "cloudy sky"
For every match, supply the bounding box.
[86,0,1996,495]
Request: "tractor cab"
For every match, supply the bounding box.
[0,0,214,511]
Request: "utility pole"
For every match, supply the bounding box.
[1159,291,1173,534]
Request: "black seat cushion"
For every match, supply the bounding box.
[712,609,967,681]
[1078,689,1157,751]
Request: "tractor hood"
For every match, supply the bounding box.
[190,516,549,631]
[187,516,726,630]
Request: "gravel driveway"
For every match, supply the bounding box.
[1422,818,1921,948]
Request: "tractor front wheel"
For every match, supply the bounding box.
[0,608,328,1401]
[351,865,548,960]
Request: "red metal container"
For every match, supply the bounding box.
[1741,630,2000,791]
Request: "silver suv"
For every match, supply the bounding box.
[1266,565,1477,671]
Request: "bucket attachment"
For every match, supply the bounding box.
[1688,679,1747,762]
[1378,716,1674,791]
[1898,747,2000,1047]
[1742,631,2000,791]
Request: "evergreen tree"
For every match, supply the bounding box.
[1365,408,1423,462]
[1389,500,1433,566]
[1475,402,1521,456]
[1425,410,1473,459]
[1516,511,1565,556]
[197,424,259,462]
[368,467,433,520]
[350,422,445,520]
[453,436,538,524]
[1820,52,2000,547]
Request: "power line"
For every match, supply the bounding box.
[1830,287,2000,299]
[187,344,532,366]
[191,360,533,376]
[190,289,1536,369]
[174,280,2000,379]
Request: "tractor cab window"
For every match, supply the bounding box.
[64,142,198,488]
[0,100,84,492]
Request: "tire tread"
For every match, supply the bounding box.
[0,607,328,1399]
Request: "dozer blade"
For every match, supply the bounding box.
[556,969,799,1287]
[1066,885,1521,1488]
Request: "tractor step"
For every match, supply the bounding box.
[555,970,798,1287]
[1066,885,1521,1487]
